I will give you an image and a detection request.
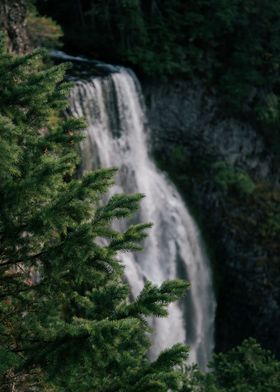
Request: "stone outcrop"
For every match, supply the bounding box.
[143,80,276,180]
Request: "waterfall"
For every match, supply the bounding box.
[68,66,216,370]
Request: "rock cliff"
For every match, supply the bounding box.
[142,79,280,356]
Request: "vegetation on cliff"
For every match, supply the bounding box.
[154,138,280,356]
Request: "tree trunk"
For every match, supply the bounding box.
[0,0,30,54]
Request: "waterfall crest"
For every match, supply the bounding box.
[68,66,216,369]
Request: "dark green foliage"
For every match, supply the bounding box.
[203,339,280,392]
[26,0,63,49]
[0,38,189,391]
[213,162,256,196]
[180,340,280,391]
[155,142,280,255]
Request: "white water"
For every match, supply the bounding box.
[69,67,216,369]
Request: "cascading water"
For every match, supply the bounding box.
[68,65,216,370]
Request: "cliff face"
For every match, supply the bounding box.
[142,79,280,356]
[0,0,30,54]
[143,80,276,179]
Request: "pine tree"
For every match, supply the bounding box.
[0,36,189,391]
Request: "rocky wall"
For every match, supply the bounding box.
[142,78,280,357]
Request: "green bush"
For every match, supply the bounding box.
[204,339,280,392]
[213,162,256,196]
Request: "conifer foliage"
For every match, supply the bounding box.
[0,38,189,391]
